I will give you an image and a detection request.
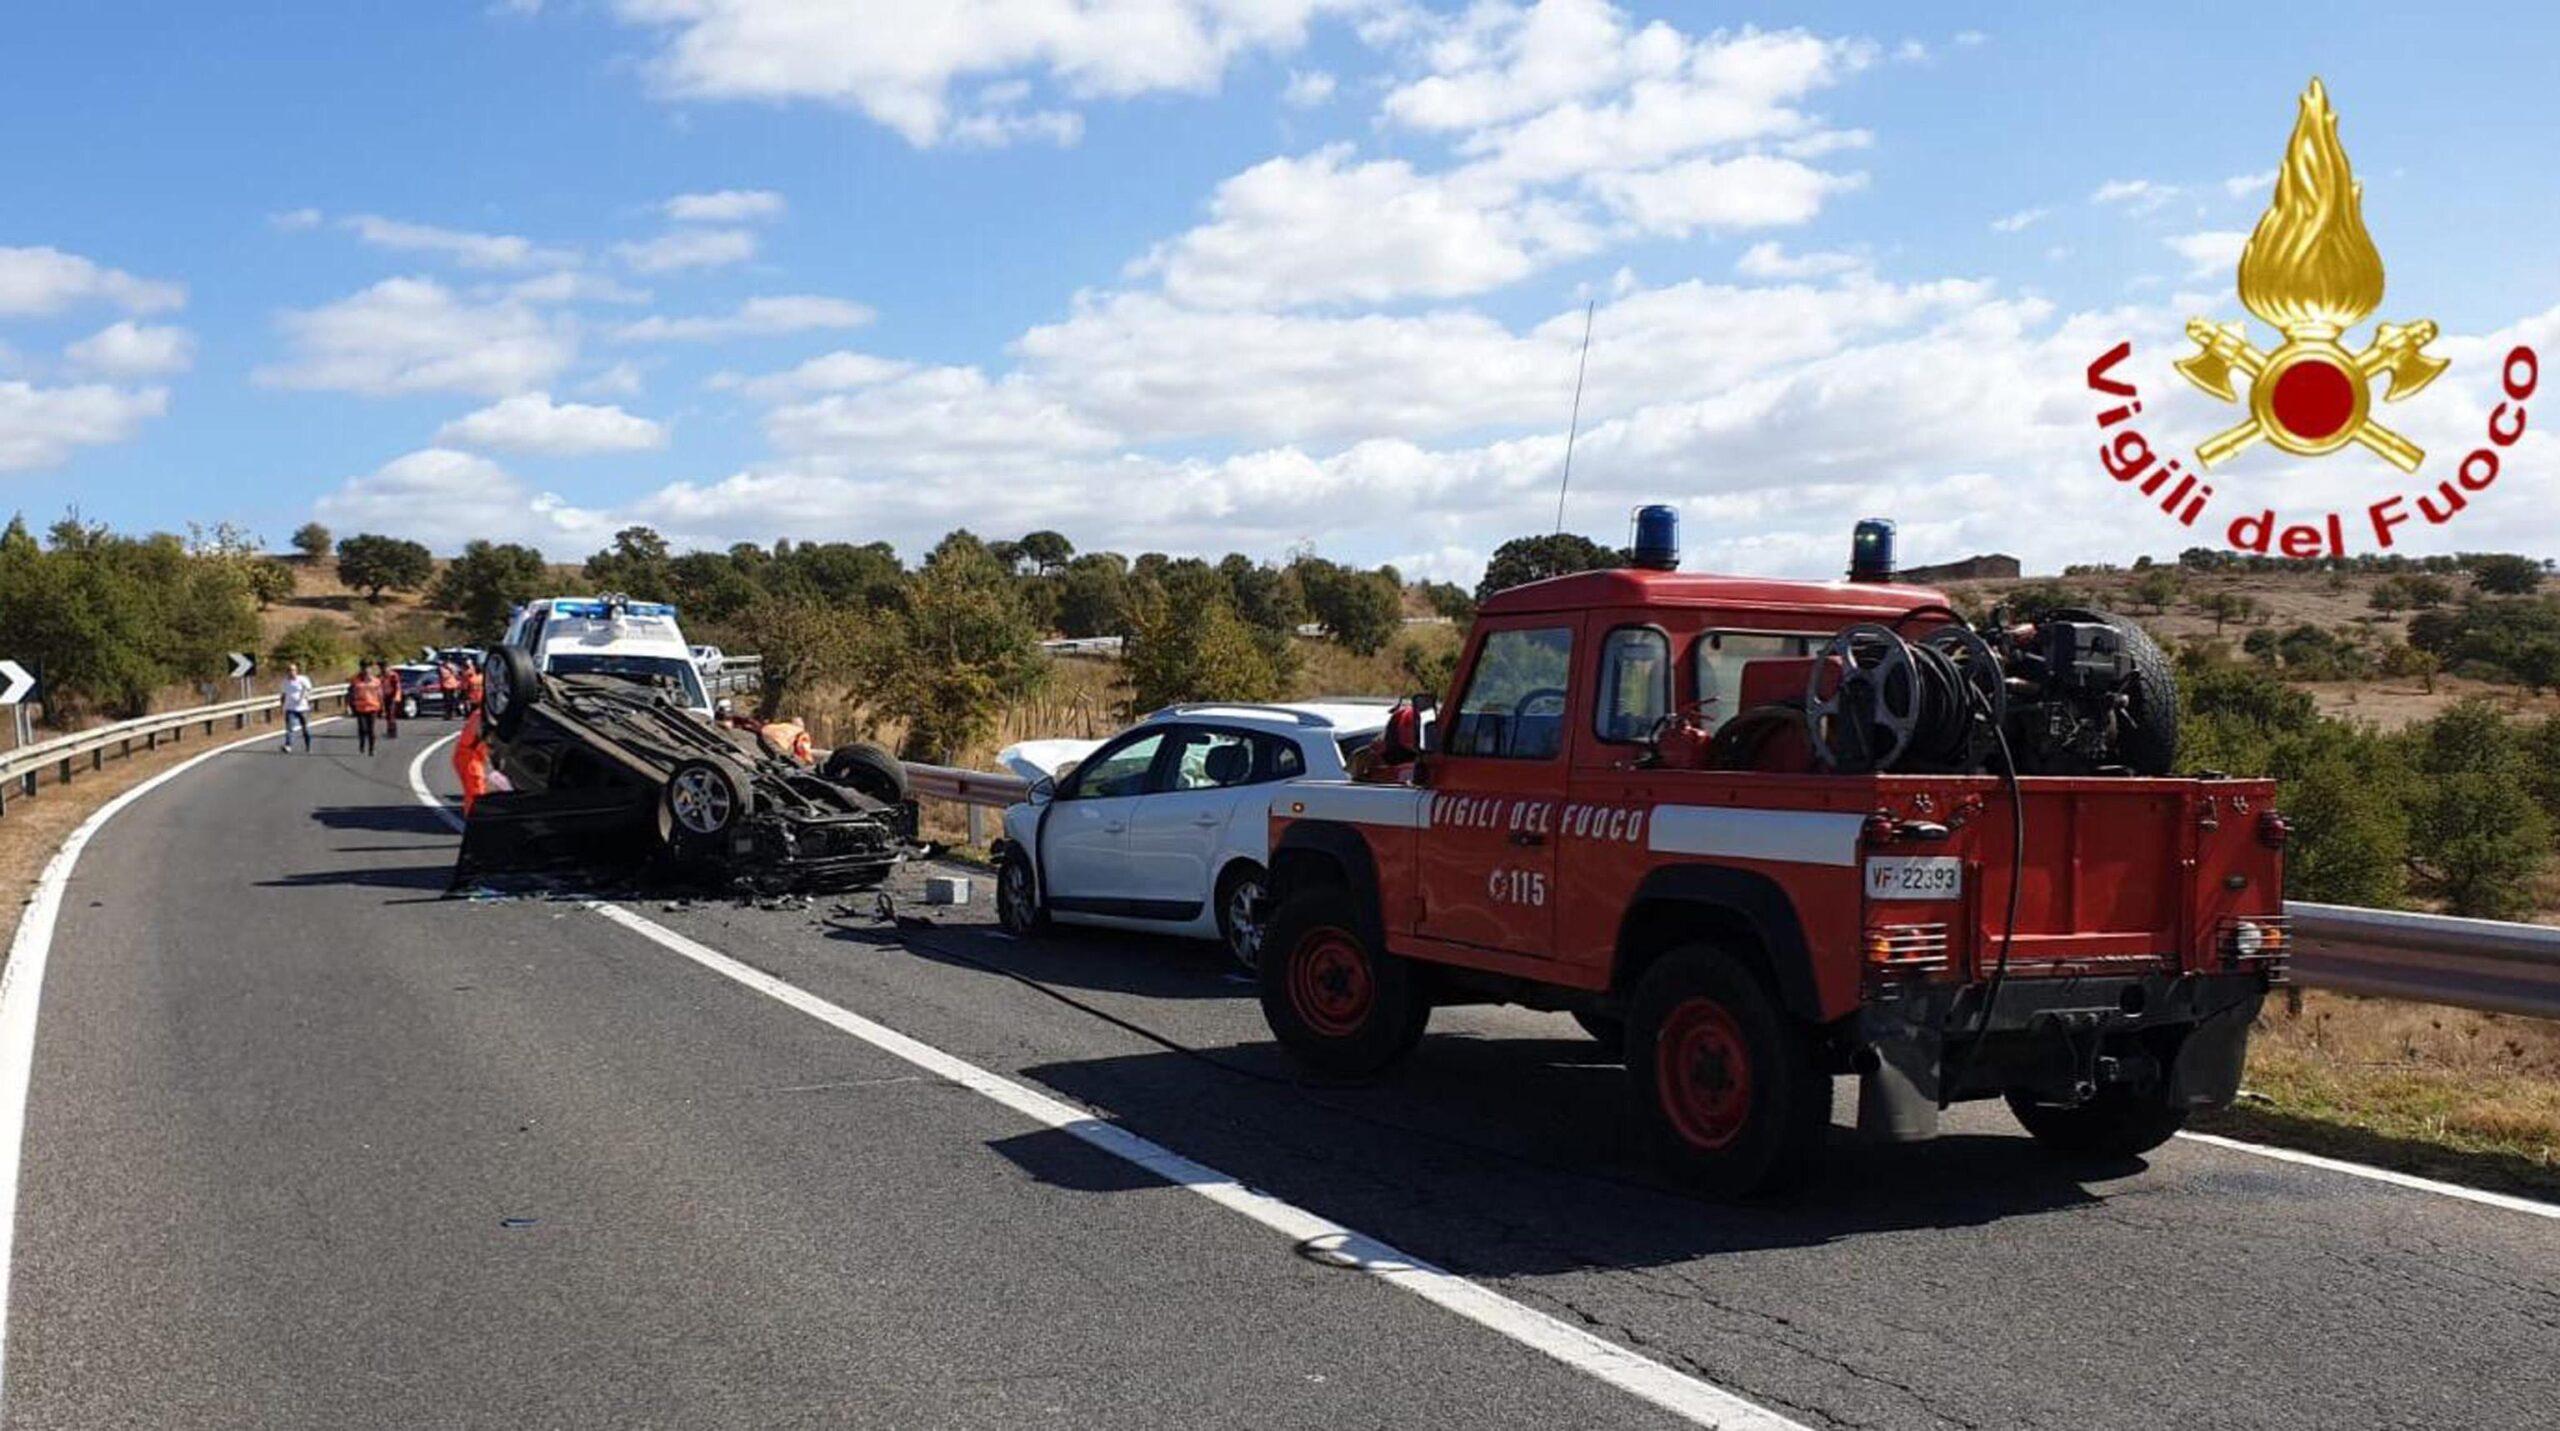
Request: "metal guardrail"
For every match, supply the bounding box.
[2284,902,2560,1021]
[706,654,761,697]
[0,685,351,815]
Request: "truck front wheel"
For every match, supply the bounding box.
[1259,888,1428,1077]
[1628,948,1829,1198]
[2005,1087,2186,1161]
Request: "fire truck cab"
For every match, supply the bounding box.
[1259,531,2285,1197]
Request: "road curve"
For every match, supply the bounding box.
[4,719,2556,1429]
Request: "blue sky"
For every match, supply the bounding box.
[4,1,2556,582]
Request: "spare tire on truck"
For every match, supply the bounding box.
[2047,607,2177,776]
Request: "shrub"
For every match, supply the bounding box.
[270,618,349,678]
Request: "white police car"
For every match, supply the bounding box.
[992,702,1412,971]
[499,595,713,716]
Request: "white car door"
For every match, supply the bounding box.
[1038,729,1167,912]
[1124,725,1262,918]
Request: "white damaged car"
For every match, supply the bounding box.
[992,702,1411,971]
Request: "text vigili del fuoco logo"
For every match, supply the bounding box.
[2086,79,2538,557]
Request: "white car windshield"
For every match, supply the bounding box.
[547,653,708,708]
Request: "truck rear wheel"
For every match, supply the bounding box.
[1627,948,1828,1198]
[2005,1087,2186,1160]
[1259,888,1427,1077]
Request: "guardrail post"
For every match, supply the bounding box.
[89,749,101,773]
[59,757,71,785]
[967,805,984,846]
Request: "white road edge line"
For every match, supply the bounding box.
[0,717,343,1410]
[404,734,1803,1430]
[2172,1131,2560,1220]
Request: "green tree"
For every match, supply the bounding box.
[270,618,349,678]
[1017,530,1074,573]
[1124,576,1281,711]
[1294,556,1401,655]
[1418,580,1477,623]
[1476,532,1625,600]
[582,525,673,598]
[2131,567,2180,613]
[1054,553,1134,637]
[732,595,858,719]
[2470,553,2544,595]
[291,522,332,561]
[246,558,296,610]
[334,533,434,599]
[2406,699,2553,918]
[430,540,549,642]
[664,550,762,624]
[862,538,1048,762]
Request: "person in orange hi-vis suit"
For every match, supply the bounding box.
[453,708,490,816]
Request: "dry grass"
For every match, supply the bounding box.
[2196,988,2560,1199]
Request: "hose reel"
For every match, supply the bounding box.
[1804,622,2005,774]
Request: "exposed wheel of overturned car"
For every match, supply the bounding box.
[483,645,542,740]
[657,756,755,861]
[818,740,910,805]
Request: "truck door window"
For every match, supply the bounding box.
[1448,626,1574,759]
[1693,631,1817,733]
[1594,627,1670,743]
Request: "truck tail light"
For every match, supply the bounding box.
[1863,922,1950,974]
[2258,810,2292,849]
[2220,915,2290,977]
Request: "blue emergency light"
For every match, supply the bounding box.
[1630,504,1680,570]
[1849,518,1897,583]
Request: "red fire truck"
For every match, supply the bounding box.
[1258,517,2287,1197]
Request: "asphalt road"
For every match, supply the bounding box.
[6,721,2557,1429]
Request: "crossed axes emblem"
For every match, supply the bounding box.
[2174,318,2447,471]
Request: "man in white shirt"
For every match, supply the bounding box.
[279,664,315,753]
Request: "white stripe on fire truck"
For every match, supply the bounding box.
[1272,783,1434,829]
[1648,806,1864,867]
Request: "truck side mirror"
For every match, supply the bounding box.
[1376,697,1427,764]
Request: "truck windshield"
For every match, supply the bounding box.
[546,653,708,708]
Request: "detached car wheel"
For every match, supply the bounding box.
[2005,1086,2187,1161]
[1627,947,1828,1199]
[996,851,1048,936]
[819,741,910,805]
[1258,887,1427,1077]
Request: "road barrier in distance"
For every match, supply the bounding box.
[0,686,351,816]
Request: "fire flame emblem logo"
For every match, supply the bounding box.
[2175,79,2447,471]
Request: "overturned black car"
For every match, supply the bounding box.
[455,646,923,894]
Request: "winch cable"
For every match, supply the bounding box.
[848,912,1697,1200]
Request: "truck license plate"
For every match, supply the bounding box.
[1865,856,1962,901]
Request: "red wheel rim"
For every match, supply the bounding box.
[1288,927,1373,1037]
[1655,997,1753,1150]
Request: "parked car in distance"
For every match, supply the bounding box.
[991,702,1418,971]
[691,644,725,675]
[390,646,484,719]
[499,595,713,716]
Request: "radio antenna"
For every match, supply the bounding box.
[1552,299,1595,534]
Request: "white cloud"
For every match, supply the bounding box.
[434,391,669,455]
[64,321,196,378]
[258,277,576,397]
[343,214,577,270]
[268,207,324,232]
[617,227,758,272]
[1134,146,1577,308]
[1733,241,1863,279]
[0,246,186,317]
[721,348,916,399]
[2222,169,2276,198]
[764,364,1120,465]
[1990,206,2046,233]
[2091,178,2178,213]
[577,361,648,398]
[2166,230,2247,279]
[0,381,169,471]
[1282,68,1337,106]
[665,188,787,223]
[1132,12,1873,309]
[612,294,874,342]
[1587,153,1859,236]
[312,447,618,553]
[502,270,652,305]
[608,0,1348,146]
